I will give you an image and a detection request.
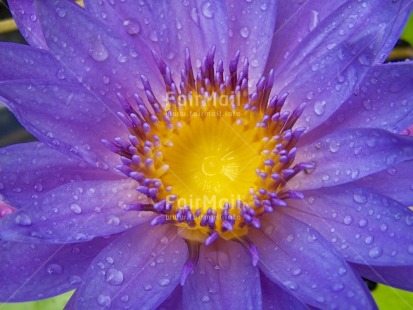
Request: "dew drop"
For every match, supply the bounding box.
[97,294,111,307]
[353,193,367,204]
[314,100,326,116]
[158,278,171,287]
[102,76,110,84]
[70,203,82,215]
[332,283,344,292]
[240,26,250,38]
[364,235,374,245]
[46,263,63,275]
[368,246,382,259]
[329,141,340,153]
[56,8,66,18]
[309,10,319,31]
[338,267,347,275]
[201,1,214,18]
[191,8,200,25]
[117,54,128,63]
[283,280,299,290]
[105,268,124,286]
[69,275,82,285]
[343,215,353,225]
[144,284,153,291]
[106,215,120,226]
[123,18,141,35]
[358,218,368,227]
[201,295,210,303]
[88,38,109,62]
[15,213,32,226]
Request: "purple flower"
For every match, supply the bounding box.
[1,0,413,309]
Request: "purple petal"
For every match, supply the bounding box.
[268,0,345,71]
[0,81,126,168]
[0,43,76,83]
[260,272,308,310]
[84,0,228,78]
[0,179,152,243]
[158,285,183,310]
[72,224,186,309]
[284,185,413,266]
[351,263,413,291]
[0,236,114,302]
[249,211,376,309]
[290,128,413,190]
[0,142,120,207]
[35,0,164,110]
[270,0,413,132]
[226,0,277,85]
[302,62,413,144]
[8,0,48,49]
[182,239,262,309]
[355,160,413,206]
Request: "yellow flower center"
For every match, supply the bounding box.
[107,49,310,246]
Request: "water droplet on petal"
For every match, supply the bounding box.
[117,54,128,63]
[201,1,214,18]
[368,246,382,259]
[15,213,32,226]
[105,268,124,286]
[97,294,112,307]
[283,280,299,290]
[240,26,250,38]
[70,203,82,214]
[106,215,120,226]
[89,37,109,62]
[202,295,210,303]
[123,18,141,35]
[343,215,353,225]
[69,275,82,285]
[355,218,367,228]
[314,100,326,116]
[338,267,347,275]
[144,284,153,291]
[353,193,367,204]
[158,278,170,287]
[332,283,344,292]
[309,10,319,31]
[191,8,200,25]
[364,235,374,245]
[46,263,63,275]
[56,8,66,18]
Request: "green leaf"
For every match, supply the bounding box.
[401,12,413,45]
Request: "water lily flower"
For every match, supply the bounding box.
[1,0,413,309]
